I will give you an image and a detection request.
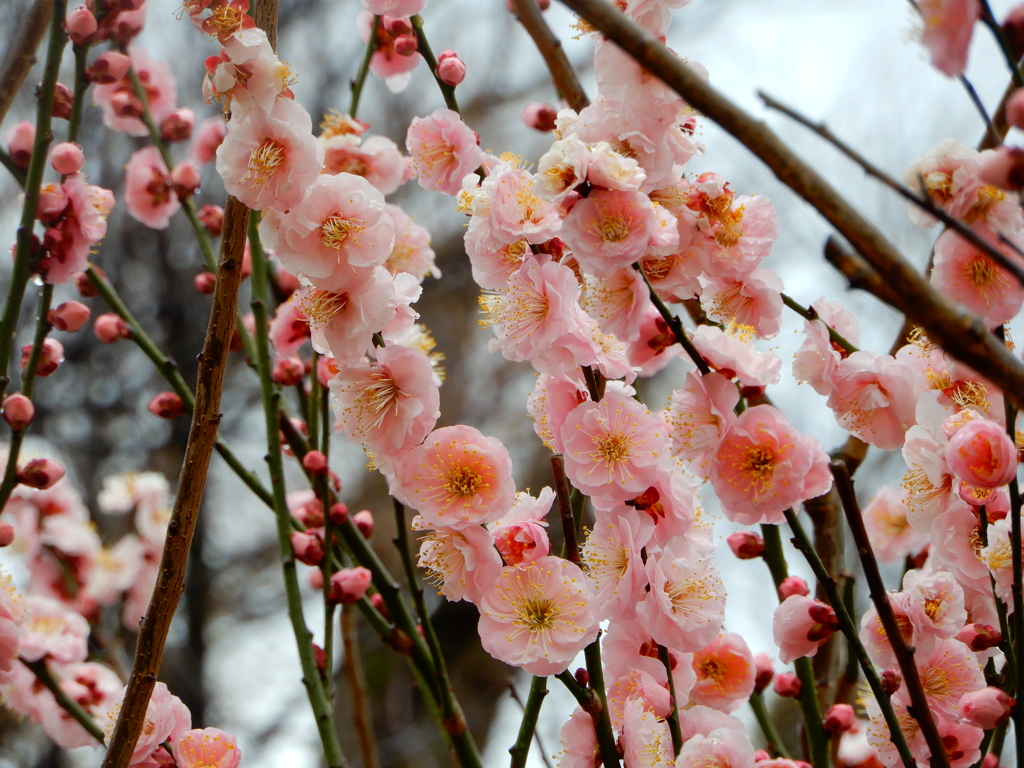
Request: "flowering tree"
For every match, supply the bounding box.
[3,0,1024,767]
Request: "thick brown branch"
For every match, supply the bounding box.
[99,197,249,768]
[510,0,590,112]
[0,0,53,128]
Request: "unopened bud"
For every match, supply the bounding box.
[302,450,329,476]
[65,6,98,45]
[3,394,35,431]
[394,34,418,56]
[370,592,389,619]
[22,338,63,377]
[823,703,855,734]
[18,457,66,489]
[329,566,372,605]
[290,531,325,566]
[49,142,85,175]
[110,90,142,119]
[273,357,305,387]
[329,502,349,525]
[981,754,1000,768]
[772,672,801,698]
[6,122,34,170]
[957,623,1003,652]
[0,520,13,547]
[979,146,1024,192]
[521,102,558,132]
[961,687,1015,730]
[382,15,412,36]
[354,509,375,539]
[753,652,774,693]
[171,161,201,200]
[148,392,185,419]
[312,643,327,675]
[160,107,196,143]
[778,575,809,600]
[75,268,102,297]
[194,272,216,295]
[197,204,224,237]
[52,83,73,120]
[93,313,130,343]
[436,49,466,86]
[47,301,90,335]
[727,531,764,559]
[880,668,901,695]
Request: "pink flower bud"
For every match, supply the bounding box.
[22,338,63,377]
[309,568,323,589]
[148,392,185,420]
[980,755,999,768]
[778,575,809,599]
[293,499,324,528]
[773,594,838,663]
[171,162,201,200]
[93,313,130,343]
[272,357,305,387]
[302,450,329,476]
[823,703,855,734]
[3,394,35,430]
[18,457,65,489]
[49,142,84,175]
[312,643,327,674]
[960,687,1014,730]
[329,566,372,605]
[753,751,771,763]
[194,272,216,295]
[772,672,801,698]
[6,122,35,171]
[0,520,13,547]
[75,269,101,297]
[198,204,224,237]
[329,502,349,525]
[382,15,412,36]
[65,6,98,45]
[354,510,375,539]
[37,184,69,222]
[86,51,131,84]
[370,592,389,619]
[957,623,1003,652]
[290,531,325,566]
[727,531,764,559]
[980,146,1024,192]
[753,652,774,693]
[521,102,558,132]
[110,90,142,119]
[394,34,419,56]
[945,418,1017,489]
[436,49,466,86]
[47,302,90,335]
[52,83,73,120]
[880,668,901,695]
[160,107,196,143]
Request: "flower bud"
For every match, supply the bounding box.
[49,142,84,175]
[436,49,466,86]
[148,392,185,420]
[727,531,764,559]
[302,450,329,476]
[394,34,419,56]
[823,703,855,735]
[329,502,349,525]
[574,668,589,687]
[981,754,1000,768]
[3,394,35,430]
[86,51,131,84]
[160,107,196,143]
[979,146,1024,192]
[960,687,1014,730]
[37,183,69,222]
[110,90,142,119]
[957,622,1003,652]
[312,643,327,674]
[309,568,323,589]
[772,672,801,698]
[22,338,64,377]
[293,499,324,528]
[272,357,305,387]
[65,6,98,45]
[880,668,901,695]
[290,531,325,566]
[52,83,73,120]
[191,118,227,165]
[18,457,66,489]
[753,751,771,763]
[382,15,412,36]
[778,575,810,600]
[0,520,14,547]
[194,272,216,295]
[354,510,374,539]
[521,102,558,132]
[171,162,201,200]
[945,418,1018,489]
[6,122,34,170]
[93,313,130,343]
[198,204,224,237]
[370,592,389,619]
[329,566,372,605]
[75,268,102,297]
[753,652,774,693]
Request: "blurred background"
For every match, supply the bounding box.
[0,0,1018,765]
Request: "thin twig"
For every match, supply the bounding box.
[22,658,107,744]
[509,0,590,111]
[341,604,380,768]
[349,15,380,118]
[979,0,1024,87]
[551,454,580,564]
[657,645,682,756]
[781,293,858,354]
[410,15,461,113]
[0,0,53,128]
[636,265,710,375]
[958,74,1000,149]
[749,689,790,759]
[509,676,550,768]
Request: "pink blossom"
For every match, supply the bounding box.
[17,595,89,663]
[691,323,782,388]
[487,487,553,567]
[359,13,423,92]
[560,388,667,504]
[772,594,839,663]
[580,512,648,620]
[918,0,980,77]
[665,370,739,477]
[710,405,832,525]
[557,707,600,768]
[944,416,1017,488]
[465,226,530,289]
[639,542,725,652]
[41,173,114,284]
[676,726,757,768]
[931,226,1024,328]
[902,568,967,653]
[190,117,227,165]
[560,189,655,277]
[92,47,177,137]
[477,556,599,676]
[174,728,241,768]
[384,203,439,281]
[863,486,928,564]
[396,424,515,528]
[699,268,784,338]
[959,687,1014,729]
[580,268,649,343]
[204,28,290,111]
[216,96,324,211]
[330,344,439,456]
[908,638,985,720]
[526,371,589,453]
[124,146,180,229]
[406,108,481,195]
[102,682,191,767]
[415,520,502,603]
[793,297,860,395]
[534,134,589,203]
[484,161,561,245]
[690,632,756,713]
[322,134,408,196]
[619,696,674,768]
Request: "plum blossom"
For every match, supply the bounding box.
[406,108,482,195]
[174,728,241,768]
[772,595,839,663]
[102,682,191,767]
[124,146,180,229]
[640,542,725,652]
[487,488,553,567]
[931,226,1024,328]
[665,370,739,477]
[690,632,756,714]
[560,189,655,277]
[580,512,649,621]
[917,0,981,77]
[863,486,928,564]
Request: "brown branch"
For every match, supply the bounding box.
[99,197,249,768]
[550,454,580,564]
[510,0,590,112]
[341,604,380,768]
[0,0,53,128]
[558,0,1024,410]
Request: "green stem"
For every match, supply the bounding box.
[0,0,68,401]
[250,215,346,768]
[67,44,90,143]
[410,15,461,112]
[583,638,621,768]
[749,690,790,759]
[349,15,380,118]
[509,676,548,768]
[23,658,107,744]
[781,293,858,354]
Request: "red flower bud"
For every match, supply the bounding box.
[171,161,202,200]
[194,272,216,295]
[18,457,66,489]
[22,338,64,377]
[65,6,98,45]
[290,531,325,566]
[354,510,375,539]
[160,107,196,143]
[93,313,130,343]
[778,575,809,600]
[753,652,774,693]
[521,102,558,132]
[75,268,102,297]
[957,623,1003,652]
[148,392,185,420]
[823,703,855,734]
[727,531,764,559]
[772,672,801,698]
[880,668,901,695]
[49,142,85,175]
[198,204,224,237]
[3,394,35,431]
[52,83,73,120]
[329,566,372,605]
[273,357,305,387]
[329,502,349,525]
[436,49,466,86]
[48,300,91,332]
[393,34,418,56]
